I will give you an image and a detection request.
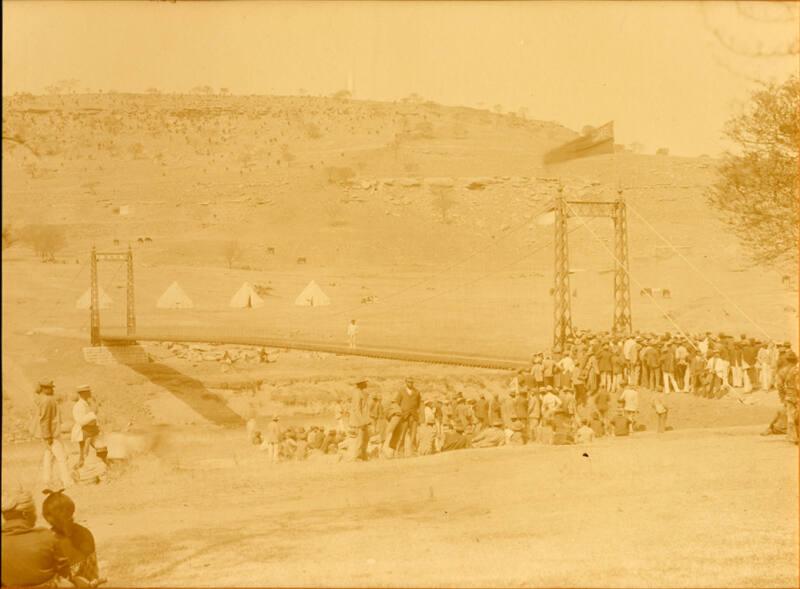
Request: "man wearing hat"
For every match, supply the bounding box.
[347,379,372,461]
[392,378,421,458]
[35,380,71,489]
[2,484,70,587]
[71,386,101,469]
[261,415,282,463]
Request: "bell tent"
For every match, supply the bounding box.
[294,280,330,307]
[229,282,264,309]
[75,287,113,310]
[156,282,194,309]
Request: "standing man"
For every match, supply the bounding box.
[348,379,372,461]
[618,386,639,434]
[262,416,282,463]
[71,385,101,468]
[474,393,489,431]
[36,380,71,489]
[394,378,421,458]
[347,319,359,349]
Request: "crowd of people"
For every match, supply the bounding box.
[247,330,798,462]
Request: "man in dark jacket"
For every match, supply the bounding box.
[393,378,421,457]
[2,485,70,587]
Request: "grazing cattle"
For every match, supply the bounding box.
[267,247,276,255]
[296,257,307,265]
[640,288,652,297]
[361,295,378,304]
[137,237,144,244]
[783,275,791,285]
[113,239,120,246]
[144,237,152,242]
[662,289,672,299]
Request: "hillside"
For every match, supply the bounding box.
[2,93,797,433]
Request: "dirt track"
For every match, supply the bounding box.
[3,425,797,587]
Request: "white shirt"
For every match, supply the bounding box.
[558,356,575,374]
[541,392,561,413]
[623,338,636,361]
[70,398,97,442]
[619,388,639,411]
[347,323,358,336]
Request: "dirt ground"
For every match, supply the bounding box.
[2,423,797,588]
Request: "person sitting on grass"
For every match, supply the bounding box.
[611,407,631,437]
[575,419,595,444]
[588,411,605,438]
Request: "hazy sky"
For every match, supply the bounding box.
[3,1,798,155]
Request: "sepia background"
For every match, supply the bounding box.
[2,1,798,587]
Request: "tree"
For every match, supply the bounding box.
[20,225,66,261]
[707,76,799,267]
[332,89,351,100]
[430,185,456,224]
[223,240,241,269]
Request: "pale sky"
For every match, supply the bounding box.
[3,1,798,155]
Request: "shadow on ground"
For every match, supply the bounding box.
[109,350,242,427]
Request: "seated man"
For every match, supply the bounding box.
[575,420,595,444]
[470,419,506,448]
[552,409,575,445]
[588,411,605,438]
[41,489,104,588]
[440,423,470,452]
[417,416,438,456]
[508,420,525,446]
[2,484,70,588]
[611,408,631,437]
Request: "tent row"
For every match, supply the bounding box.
[75,280,331,310]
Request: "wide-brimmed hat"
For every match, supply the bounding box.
[1,485,34,513]
[37,379,54,390]
[76,385,92,395]
[354,379,368,387]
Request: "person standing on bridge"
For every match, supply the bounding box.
[347,319,359,349]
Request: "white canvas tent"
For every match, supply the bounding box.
[75,287,113,310]
[156,281,194,309]
[229,282,264,309]
[294,280,330,307]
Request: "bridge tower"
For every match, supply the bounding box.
[551,189,633,351]
[89,247,137,346]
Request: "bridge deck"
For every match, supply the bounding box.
[101,330,528,371]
